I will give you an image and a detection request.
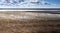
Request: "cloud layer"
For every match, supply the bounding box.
[0,0,59,8]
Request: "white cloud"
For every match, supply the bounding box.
[0,0,59,8]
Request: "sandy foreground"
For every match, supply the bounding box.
[0,11,60,33]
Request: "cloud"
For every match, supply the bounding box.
[0,0,59,8]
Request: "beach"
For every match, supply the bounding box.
[0,11,60,33]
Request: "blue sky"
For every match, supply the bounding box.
[0,0,60,4]
[0,0,60,8]
[45,0,60,4]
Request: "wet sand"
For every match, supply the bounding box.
[0,11,60,33]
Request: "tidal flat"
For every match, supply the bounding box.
[0,11,60,33]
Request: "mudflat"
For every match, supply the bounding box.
[0,11,60,33]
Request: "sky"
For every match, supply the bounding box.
[45,0,60,4]
[0,0,60,8]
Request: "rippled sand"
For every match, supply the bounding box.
[0,11,60,33]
